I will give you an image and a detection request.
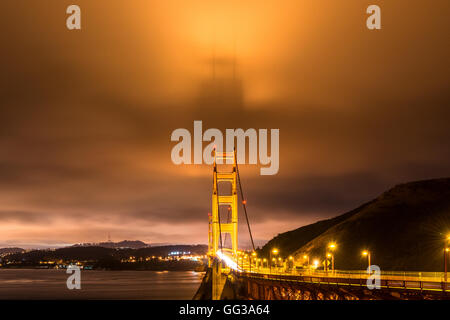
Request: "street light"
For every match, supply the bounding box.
[287,256,293,273]
[325,253,331,273]
[328,243,336,272]
[362,250,371,269]
[303,254,310,267]
[445,235,450,283]
[250,252,257,272]
[270,248,278,274]
[313,259,319,271]
[445,248,449,283]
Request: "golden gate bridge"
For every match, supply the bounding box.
[196,149,450,300]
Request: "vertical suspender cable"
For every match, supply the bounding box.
[234,149,256,252]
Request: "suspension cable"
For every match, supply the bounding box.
[234,149,256,251]
[214,155,224,253]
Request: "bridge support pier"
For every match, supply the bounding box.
[212,261,228,300]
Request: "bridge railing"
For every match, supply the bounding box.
[216,254,449,292]
[236,265,446,281]
[235,270,450,293]
[311,269,445,280]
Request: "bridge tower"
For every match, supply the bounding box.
[211,150,238,258]
[210,150,238,300]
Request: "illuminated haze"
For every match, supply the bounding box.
[0,1,449,248]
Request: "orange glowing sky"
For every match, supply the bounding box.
[0,1,449,248]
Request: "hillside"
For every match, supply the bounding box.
[0,247,24,257]
[2,244,208,271]
[73,240,149,249]
[258,200,375,258]
[262,178,450,271]
[4,244,207,262]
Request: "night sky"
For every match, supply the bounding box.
[1,1,449,248]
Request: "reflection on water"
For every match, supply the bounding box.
[0,269,204,299]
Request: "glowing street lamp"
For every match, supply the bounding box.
[288,256,294,271]
[362,250,371,269]
[444,234,450,283]
[303,254,310,266]
[445,248,449,283]
[250,252,257,272]
[325,253,332,273]
[328,243,336,272]
[270,248,279,273]
[313,259,319,270]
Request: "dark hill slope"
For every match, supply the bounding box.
[292,178,450,271]
[258,200,375,258]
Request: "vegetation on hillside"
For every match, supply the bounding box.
[260,178,450,271]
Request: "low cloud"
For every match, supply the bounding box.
[0,1,449,247]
